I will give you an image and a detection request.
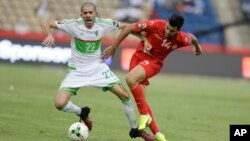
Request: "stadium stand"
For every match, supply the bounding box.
[212,0,250,48]
[241,0,250,21]
[152,0,223,45]
[0,0,249,48]
[0,0,151,32]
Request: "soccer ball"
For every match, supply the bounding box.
[68,122,89,141]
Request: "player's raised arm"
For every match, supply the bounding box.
[41,20,58,47]
[115,22,149,46]
[189,33,202,56]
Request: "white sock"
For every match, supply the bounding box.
[62,101,81,115]
[122,98,138,129]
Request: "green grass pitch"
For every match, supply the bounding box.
[0,63,249,141]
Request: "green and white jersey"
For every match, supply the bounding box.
[56,18,120,68]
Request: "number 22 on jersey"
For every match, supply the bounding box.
[75,38,101,53]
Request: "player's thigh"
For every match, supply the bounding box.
[109,84,129,100]
[127,65,147,83]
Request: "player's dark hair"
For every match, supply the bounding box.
[80,2,97,12]
[168,13,184,29]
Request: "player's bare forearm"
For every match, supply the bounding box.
[118,22,128,29]
[41,21,57,47]
[102,24,135,59]
[131,32,146,42]
[40,21,57,36]
[190,34,202,56]
[112,24,135,49]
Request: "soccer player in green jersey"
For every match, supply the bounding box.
[41,2,154,141]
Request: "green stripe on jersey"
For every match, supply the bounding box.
[75,38,101,53]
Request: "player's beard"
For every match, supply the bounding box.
[166,33,177,39]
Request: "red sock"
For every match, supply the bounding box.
[131,84,148,115]
[147,103,160,134]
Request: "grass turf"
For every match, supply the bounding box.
[0,63,249,141]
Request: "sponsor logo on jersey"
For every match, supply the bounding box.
[113,21,119,27]
[139,23,147,30]
[140,60,149,65]
[95,30,99,36]
[57,20,65,24]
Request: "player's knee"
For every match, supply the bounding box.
[125,76,136,88]
[54,101,65,110]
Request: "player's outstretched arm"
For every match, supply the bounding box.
[101,23,135,59]
[118,22,128,29]
[120,22,152,53]
[41,21,58,47]
[190,34,202,56]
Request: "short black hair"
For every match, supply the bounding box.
[168,13,184,29]
[80,2,97,12]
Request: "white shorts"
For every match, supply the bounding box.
[59,63,120,93]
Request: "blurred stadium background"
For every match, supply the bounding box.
[0,1,250,141]
[0,0,250,78]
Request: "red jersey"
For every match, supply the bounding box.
[134,19,192,64]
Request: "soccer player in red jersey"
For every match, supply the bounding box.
[102,13,202,141]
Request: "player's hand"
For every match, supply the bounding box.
[143,39,152,55]
[101,46,115,59]
[42,34,55,47]
[195,49,202,56]
[194,45,202,56]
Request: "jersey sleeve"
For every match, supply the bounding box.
[55,19,75,35]
[96,18,120,31]
[179,32,192,47]
[134,20,155,33]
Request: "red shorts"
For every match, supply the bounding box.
[129,51,163,85]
